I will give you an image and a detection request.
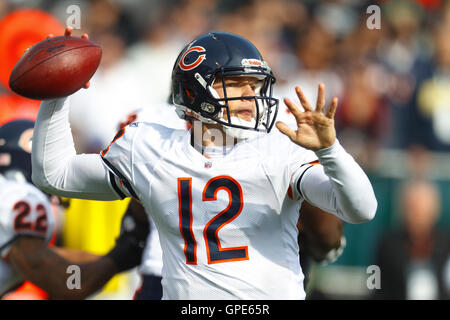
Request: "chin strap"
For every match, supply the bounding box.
[222,117,262,140]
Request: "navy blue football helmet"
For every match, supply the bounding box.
[0,120,34,183]
[171,32,279,134]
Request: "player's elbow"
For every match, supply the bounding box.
[31,169,53,195]
[362,192,378,222]
[31,156,63,196]
[347,194,378,224]
[31,169,44,190]
[31,153,46,190]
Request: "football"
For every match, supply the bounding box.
[8,36,101,100]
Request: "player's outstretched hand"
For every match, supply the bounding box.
[46,27,90,89]
[276,84,338,151]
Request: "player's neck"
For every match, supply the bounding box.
[191,121,237,149]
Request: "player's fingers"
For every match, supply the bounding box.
[64,26,73,37]
[284,98,304,122]
[316,83,325,113]
[46,34,54,39]
[326,97,338,119]
[81,33,89,40]
[276,121,297,141]
[295,86,313,112]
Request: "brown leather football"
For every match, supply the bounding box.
[8,36,101,100]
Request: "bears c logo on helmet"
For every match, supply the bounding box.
[178,46,206,71]
[18,128,33,154]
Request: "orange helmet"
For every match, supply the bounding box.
[0,9,64,90]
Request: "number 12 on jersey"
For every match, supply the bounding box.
[177,176,249,265]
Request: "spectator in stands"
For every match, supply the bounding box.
[373,179,450,299]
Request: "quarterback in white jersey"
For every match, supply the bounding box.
[124,102,345,299]
[101,121,337,299]
[32,31,377,299]
[119,104,186,298]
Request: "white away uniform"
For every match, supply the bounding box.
[0,179,55,296]
[31,97,377,300]
[125,105,186,280]
[100,121,374,299]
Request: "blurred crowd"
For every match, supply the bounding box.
[2,0,450,167]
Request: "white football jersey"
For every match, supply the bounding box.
[0,179,55,296]
[102,122,318,300]
[139,218,163,277]
[125,104,185,278]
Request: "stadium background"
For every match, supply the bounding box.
[1,0,450,299]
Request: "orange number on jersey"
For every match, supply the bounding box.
[178,176,249,265]
[178,177,197,264]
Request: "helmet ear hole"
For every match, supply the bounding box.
[208,86,221,100]
[184,88,195,102]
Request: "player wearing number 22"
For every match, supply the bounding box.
[32,32,377,299]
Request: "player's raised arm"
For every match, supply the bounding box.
[280,84,377,224]
[32,97,120,200]
[29,28,122,200]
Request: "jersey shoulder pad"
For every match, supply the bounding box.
[136,104,188,130]
[100,122,184,200]
[101,121,181,160]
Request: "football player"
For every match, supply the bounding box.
[115,109,345,299]
[0,119,148,299]
[32,29,377,299]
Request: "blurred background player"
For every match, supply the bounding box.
[0,119,56,298]
[0,119,149,299]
